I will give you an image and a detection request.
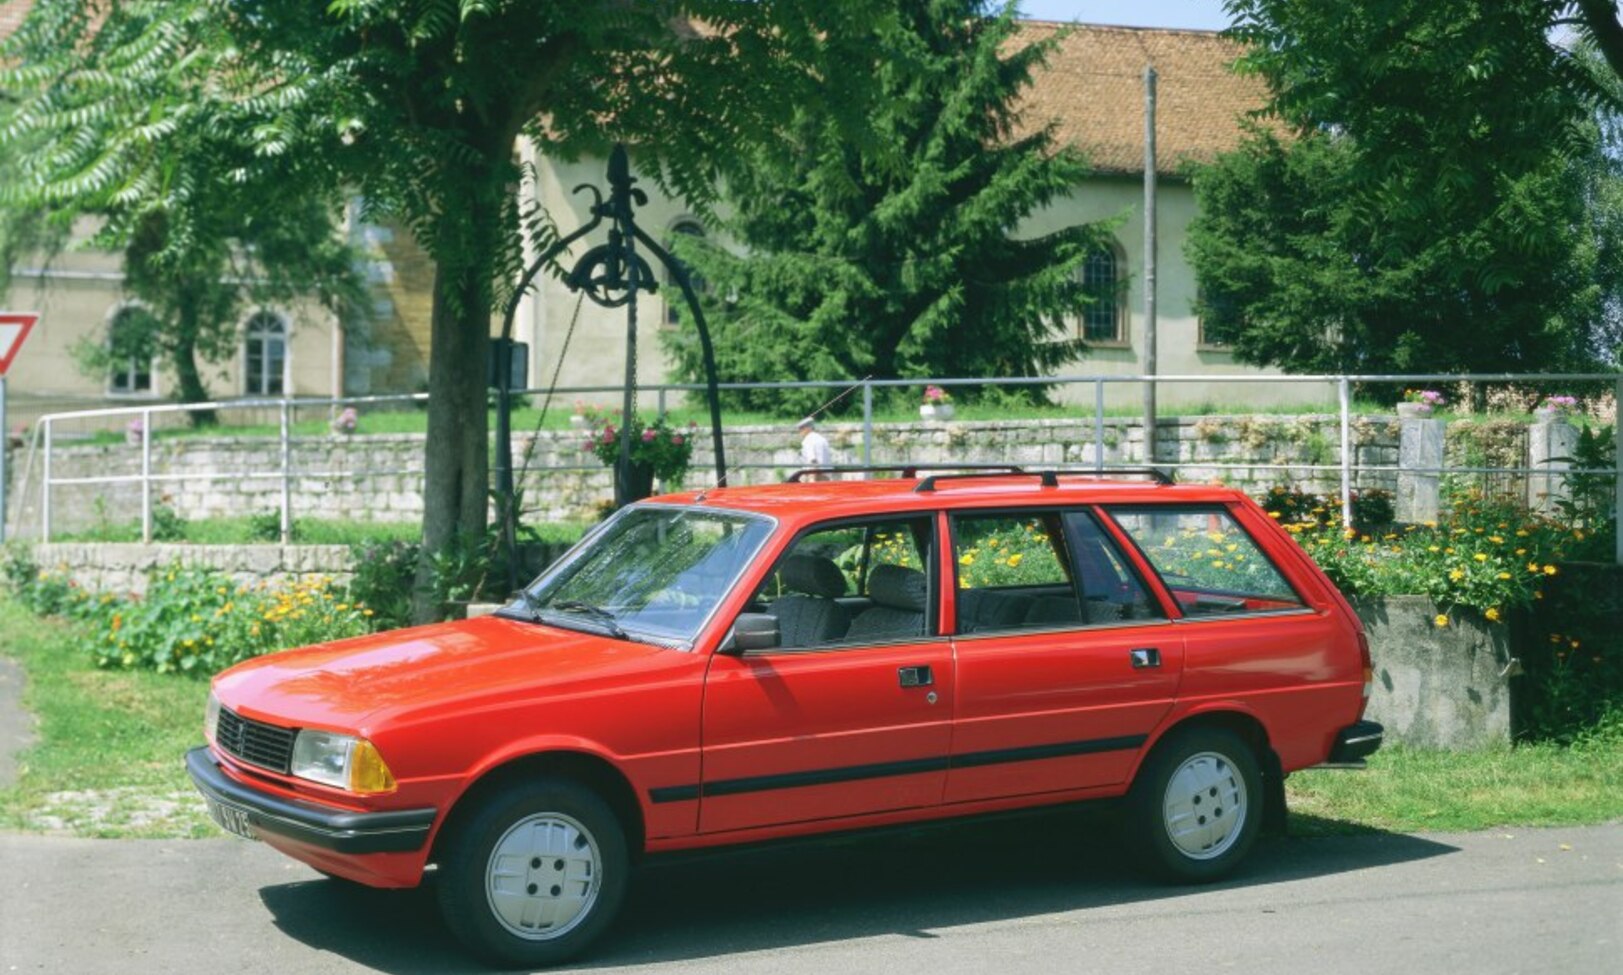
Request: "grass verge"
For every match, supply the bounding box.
[0,598,213,838]
[1285,738,1623,834]
[1,593,1618,839]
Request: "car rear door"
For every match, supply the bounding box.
[944,507,1182,804]
[697,514,953,834]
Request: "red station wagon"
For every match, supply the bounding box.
[187,468,1382,968]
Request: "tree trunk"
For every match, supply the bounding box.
[171,293,217,427]
[411,254,495,623]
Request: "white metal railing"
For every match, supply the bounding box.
[8,372,1621,563]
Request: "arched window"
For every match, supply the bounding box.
[107,305,155,395]
[244,311,287,396]
[1079,242,1127,344]
[664,220,708,326]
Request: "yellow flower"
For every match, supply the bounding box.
[1570,639,1581,649]
[1496,572,1510,580]
[1473,553,1488,563]
[959,553,975,566]
[1543,565,1557,576]
[1515,530,1528,537]
[1268,511,1281,519]
[1488,536,1503,544]
[1448,568,1465,582]
[1434,614,1449,628]
[1005,554,1023,568]
[1485,608,1501,622]
[1427,545,1440,553]
[361,609,374,617]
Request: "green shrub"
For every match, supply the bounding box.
[1258,484,1394,533]
[84,564,375,676]
[345,539,419,629]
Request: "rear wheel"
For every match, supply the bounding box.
[1127,726,1262,882]
[436,778,629,968]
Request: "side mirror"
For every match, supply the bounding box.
[726,613,780,653]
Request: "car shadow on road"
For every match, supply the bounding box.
[258,807,1456,973]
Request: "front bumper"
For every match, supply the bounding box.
[186,746,436,854]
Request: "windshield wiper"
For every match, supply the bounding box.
[546,599,629,639]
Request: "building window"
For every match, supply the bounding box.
[1079,242,1127,344]
[1197,289,1242,349]
[664,220,708,326]
[107,306,155,395]
[244,311,287,396]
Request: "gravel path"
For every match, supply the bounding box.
[0,656,34,789]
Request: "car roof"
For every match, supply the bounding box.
[649,473,1249,528]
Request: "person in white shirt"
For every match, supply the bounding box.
[797,417,833,480]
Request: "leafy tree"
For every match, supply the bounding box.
[0,2,363,417]
[661,0,1109,416]
[1190,0,1622,379]
[3,0,896,621]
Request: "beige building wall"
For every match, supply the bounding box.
[1018,176,1334,409]
[2,243,344,429]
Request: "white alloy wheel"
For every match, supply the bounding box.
[485,812,603,941]
[1161,750,1247,860]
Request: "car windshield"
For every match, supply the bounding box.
[508,505,774,648]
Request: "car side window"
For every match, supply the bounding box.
[1061,511,1164,624]
[952,511,1084,633]
[750,516,934,649]
[1107,505,1305,617]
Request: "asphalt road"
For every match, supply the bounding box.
[1,816,1618,975]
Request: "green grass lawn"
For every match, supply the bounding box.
[50,516,425,546]
[0,599,213,838]
[1,594,1617,840]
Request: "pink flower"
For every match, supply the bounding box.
[672,434,684,446]
[641,429,656,442]
[601,426,616,443]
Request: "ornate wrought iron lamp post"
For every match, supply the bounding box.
[495,145,729,587]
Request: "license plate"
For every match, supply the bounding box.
[204,795,259,841]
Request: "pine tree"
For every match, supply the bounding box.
[661,0,1110,416]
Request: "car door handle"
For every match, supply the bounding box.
[898,665,933,688]
[1130,648,1161,669]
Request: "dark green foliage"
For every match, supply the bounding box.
[1190,0,1622,377]
[1555,425,1617,559]
[0,2,367,412]
[345,540,421,631]
[1518,561,1623,743]
[661,1,1108,416]
[1257,484,1395,533]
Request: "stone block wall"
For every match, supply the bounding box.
[25,414,1404,533]
[33,542,354,597]
[1356,596,1514,749]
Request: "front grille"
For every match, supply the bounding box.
[216,707,296,774]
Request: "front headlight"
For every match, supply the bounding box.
[204,692,221,743]
[290,730,397,794]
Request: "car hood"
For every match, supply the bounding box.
[212,615,676,733]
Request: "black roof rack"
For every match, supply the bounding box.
[912,466,1174,493]
[784,464,1025,483]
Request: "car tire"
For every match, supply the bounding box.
[1127,726,1263,883]
[435,778,629,969]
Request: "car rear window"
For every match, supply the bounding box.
[1106,505,1304,617]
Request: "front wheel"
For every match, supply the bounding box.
[436,779,629,968]
[1127,726,1262,882]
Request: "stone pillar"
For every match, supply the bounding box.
[1397,417,1444,524]
[1527,417,1578,516]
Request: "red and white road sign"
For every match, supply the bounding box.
[0,312,39,377]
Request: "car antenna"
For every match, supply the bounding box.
[692,375,874,503]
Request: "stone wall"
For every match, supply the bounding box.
[33,542,354,597]
[1357,596,1514,749]
[25,413,1401,533]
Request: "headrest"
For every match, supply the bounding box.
[868,564,927,611]
[779,554,847,599]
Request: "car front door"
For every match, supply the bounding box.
[698,515,953,834]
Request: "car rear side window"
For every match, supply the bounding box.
[1107,505,1305,618]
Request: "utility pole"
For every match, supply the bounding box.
[1142,66,1159,469]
